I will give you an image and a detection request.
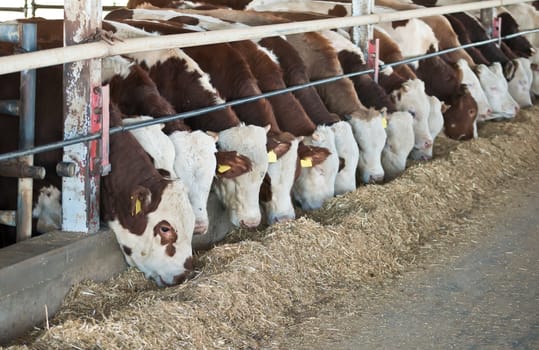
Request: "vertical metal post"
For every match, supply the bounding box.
[31,0,36,17]
[62,0,102,233]
[352,0,373,56]
[480,8,495,37]
[16,23,37,242]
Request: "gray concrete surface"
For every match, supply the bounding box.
[0,229,126,344]
[280,173,539,350]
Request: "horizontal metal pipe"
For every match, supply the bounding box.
[29,4,125,11]
[0,162,45,179]
[0,0,530,75]
[0,100,20,116]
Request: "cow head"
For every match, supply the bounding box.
[260,132,299,224]
[212,124,269,229]
[443,85,478,140]
[347,108,386,184]
[390,79,433,161]
[530,51,539,96]
[293,125,338,210]
[103,104,196,287]
[507,57,533,108]
[168,130,217,235]
[476,62,520,119]
[456,59,492,121]
[382,111,415,181]
[331,121,359,195]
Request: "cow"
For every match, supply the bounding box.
[381,111,415,181]
[475,62,520,119]
[442,84,478,140]
[103,104,195,287]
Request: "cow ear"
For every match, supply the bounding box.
[215,151,252,179]
[130,185,152,216]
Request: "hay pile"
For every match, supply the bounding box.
[5,106,539,350]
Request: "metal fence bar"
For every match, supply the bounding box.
[16,22,37,242]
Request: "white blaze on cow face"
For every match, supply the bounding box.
[391,79,433,161]
[409,95,445,160]
[456,59,492,121]
[213,124,268,228]
[477,63,520,119]
[169,130,217,235]
[101,55,133,83]
[293,126,339,210]
[32,185,62,234]
[110,180,195,287]
[331,121,359,195]
[123,117,177,177]
[382,111,415,181]
[507,58,533,108]
[262,138,299,224]
[347,109,386,184]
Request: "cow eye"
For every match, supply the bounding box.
[161,226,170,233]
[408,110,416,118]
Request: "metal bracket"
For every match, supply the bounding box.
[368,38,380,83]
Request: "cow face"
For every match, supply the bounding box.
[212,124,268,228]
[123,117,177,176]
[110,179,195,287]
[443,85,478,140]
[391,79,433,161]
[456,59,492,121]
[347,109,386,184]
[260,136,299,224]
[382,111,414,181]
[530,51,539,96]
[428,95,446,143]
[293,126,339,210]
[169,130,217,235]
[331,121,359,195]
[477,63,519,119]
[507,58,533,108]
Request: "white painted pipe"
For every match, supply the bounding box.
[0,0,531,75]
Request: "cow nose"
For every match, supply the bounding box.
[193,221,208,235]
[369,174,384,184]
[240,219,260,229]
[421,155,432,161]
[273,214,295,224]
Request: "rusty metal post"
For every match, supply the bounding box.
[352,0,373,58]
[16,23,37,242]
[62,0,102,233]
[480,7,495,37]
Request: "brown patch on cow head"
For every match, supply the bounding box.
[392,20,409,29]
[443,85,478,140]
[153,220,178,257]
[169,256,195,285]
[168,15,200,26]
[104,8,134,21]
[338,157,346,172]
[259,173,272,203]
[214,150,252,179]
[122,245,132,256]
[129,185,152,218]
[328,4,348,17]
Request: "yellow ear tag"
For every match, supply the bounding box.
[135,198,142,215]
[300,157,313,168]
[381,117,388,129]
[217,164,232,173]
[268,150,277,163]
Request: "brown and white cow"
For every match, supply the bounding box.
[103,105,195,287]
